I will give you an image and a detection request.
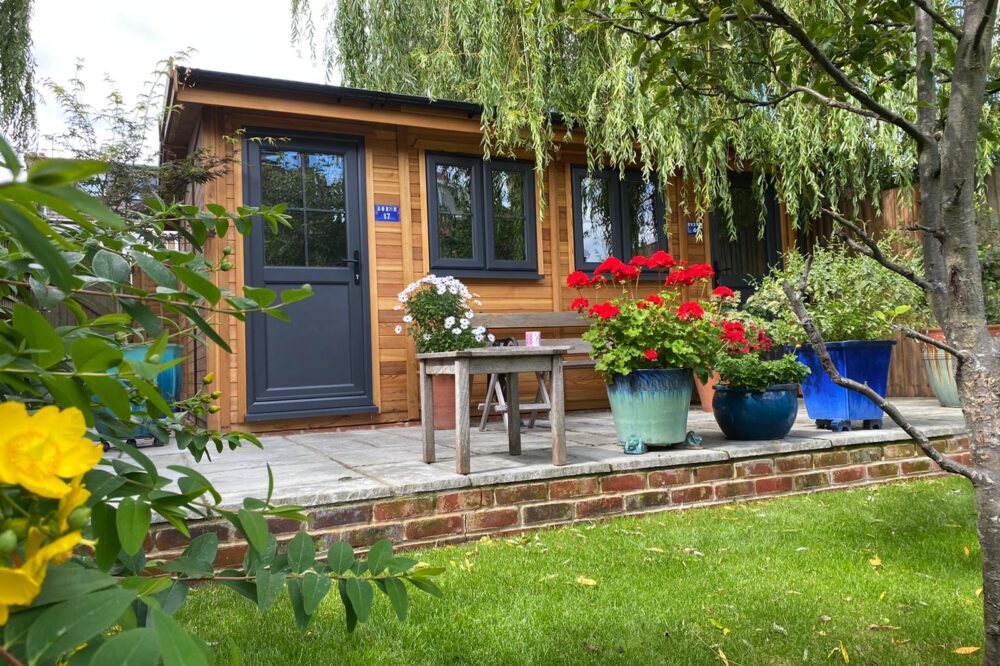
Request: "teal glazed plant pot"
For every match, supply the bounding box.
[922,347,961,408]
[712,384,799,440]
[606,368,693,446]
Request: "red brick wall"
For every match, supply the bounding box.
[148,435,970,567]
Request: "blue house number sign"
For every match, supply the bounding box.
[375,204,400,222]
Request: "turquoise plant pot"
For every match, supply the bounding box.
[712,384,799,441]
[922,347,961,408]
[606,368,693,446]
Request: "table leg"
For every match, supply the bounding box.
[455,359,471,475]
[506,371,521,456]
[420,360,435,463]
[550,356,566,466]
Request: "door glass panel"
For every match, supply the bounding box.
[260,151,302,208]
[264,209,306,266]
[626,180,659,257]
[304,153,345,210]
[306,211,347,266]
[491,169,526,262]
[716,186,768,280]
[434,163,475,259]
[579,175,614,263]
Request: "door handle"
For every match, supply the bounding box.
[344,250,362,285]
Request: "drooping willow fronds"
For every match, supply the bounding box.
[0,0,36,146]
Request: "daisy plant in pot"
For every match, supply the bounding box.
[395,274,492,428]
[567,252,718,450]
[711,316,811,441]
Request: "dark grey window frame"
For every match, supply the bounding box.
[426,153,539,278]
[571,166,668,274]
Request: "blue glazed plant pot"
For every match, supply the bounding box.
[712,384,799,441]
[794,340,895,422]
[922,347,961,408]
[606,368,692,446]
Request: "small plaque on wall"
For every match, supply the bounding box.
[686,220,701,235]
[374,204,401,222]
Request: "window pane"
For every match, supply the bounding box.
[306,211,348,266]
[580,175,615,263]
[265,209,306,266]
[627,180,660,257]
[435,164,475,259]
[260,151,302,207]
[304,153,345,210]
[491,169,527,262]
[716,186,768,279]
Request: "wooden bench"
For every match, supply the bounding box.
[475,311,594,430]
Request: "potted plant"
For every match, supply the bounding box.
[694,284,742,413]
[747,241,924,432]
[567,253,717,448]
[395,275,492,428]
[711,318,810,440]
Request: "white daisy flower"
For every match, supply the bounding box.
[394,325,403,334]
[460,319,470,329]
[474,300,483,306]
[487,334,496,342]
[444,316,456,328]
[464,310,474,319]
[452,327,462,335]
[398,293,409,303]
[403,315,413,323]
[473,326,486,335]
[393,304,402,311]
[423,333,432,340]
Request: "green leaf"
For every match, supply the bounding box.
[12,302,64,368]
[93,249,132,284]
[382,577,409,621]
[327,541,355,574]
[255,569,285,613]
[281,284,313,305]
[185,532,220,565]
[159,555,214,579]
[337,580,358,633]
[91,503,121,570]
[120,298,164,337]
[243,286,276,307]
[90,628,159,665]
[116,497,152,556]
[29,276,66,308]
[0,201,74,291]
[84,375,132,420]
[28,158,107,186]
[366,539,393,575]
[300,571,332,615]
[26,587,136,663]
[70,336,123,372]
[151,607,212,666]
[133,251,178,288]
[407,576,444,599]
[167,465,222,504]
[132,376,173,416]
[287,531,316,574]
[91,312,132,328]
[344,577,374,623]
[286,578,313,630]
[238,508,271,556]
[174,266,222,304]
[31,564,117,607]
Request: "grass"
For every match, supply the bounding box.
[179,478,985,665]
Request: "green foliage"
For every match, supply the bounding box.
[746,242,927,343]
[0,0,35,146]
[714,352,810,393]
[0,137,441,663]
[981,244,1000,325]
[395,274,490,353]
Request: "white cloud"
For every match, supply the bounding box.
[31,0,335,155]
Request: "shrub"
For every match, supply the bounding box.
[394,275,491,353]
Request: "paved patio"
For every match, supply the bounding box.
[136,398,966,511]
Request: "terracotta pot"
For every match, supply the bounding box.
[693,372,721,413]
[431,375,457,430]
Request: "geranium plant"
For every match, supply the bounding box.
[394,275,493,353]
[713,319,810,393]
[567,252,721,380]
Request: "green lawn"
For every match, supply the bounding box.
[180,478,985,665]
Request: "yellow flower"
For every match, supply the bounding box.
[56,476,90,532]
[0,529,81,624]
[0,403,103,499]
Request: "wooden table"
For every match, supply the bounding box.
[417,346,570,475]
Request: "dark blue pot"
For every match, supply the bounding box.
[794,340,895,422]
[712,384,799,440]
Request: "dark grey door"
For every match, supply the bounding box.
[243,133,374,420]
[709,172,782,299]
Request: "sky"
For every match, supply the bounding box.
[31,0,334,156]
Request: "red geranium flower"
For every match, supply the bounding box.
[677,301,704,320]
[566,271,591,289]
[629,255,651,268]
[636,300,648,309]
[644,349,659,361]
[645,294,664,306]
[588,302,621,320]
[594,256,627,278]
[712,286,736,299]
[570,297,590,312]
[613,264,640,282]
[648,250,676,269]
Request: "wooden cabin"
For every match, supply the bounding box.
[160,67,925,435]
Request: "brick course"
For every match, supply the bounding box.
[147,436,960,565]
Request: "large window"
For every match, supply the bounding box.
[571,166,667,272]
[426,153,538,276]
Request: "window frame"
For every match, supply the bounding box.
[426,152,539,278]
[571,165,668,274]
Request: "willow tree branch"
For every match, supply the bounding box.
[755,0,938,154]
[911,0,962,38]
[822,207,936,292]
[895,323,971,361]
[780,260,987,485]
[583,8,776,40]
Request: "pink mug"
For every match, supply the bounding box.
[525,331,541,347]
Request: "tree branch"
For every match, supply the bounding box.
[822,207,936,292]
[895,323,972,361]
[755,0,938,153]
[973,0,999,50]
[911,0,962,38]
[0,646,24,666]
[780,258,987,485]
